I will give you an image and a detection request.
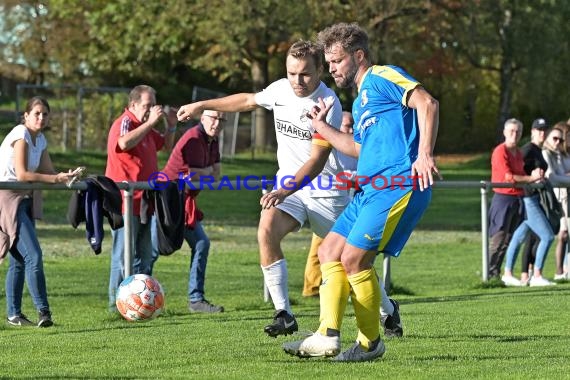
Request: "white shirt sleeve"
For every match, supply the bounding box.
[254,80,286,111]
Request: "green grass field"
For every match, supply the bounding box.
[0,152,569,379]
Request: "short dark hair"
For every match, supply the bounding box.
[317,22,370,60]
[22,96,50,123]
[129,85,156,104]
[287,40,323,70]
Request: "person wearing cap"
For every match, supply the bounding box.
[518,118,550,279]
[518,118,551,283]
[502,118,556,287]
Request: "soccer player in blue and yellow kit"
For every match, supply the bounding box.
[283,23,440,362]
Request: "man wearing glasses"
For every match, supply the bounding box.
[151,110,226,313]
[177,40,349,337]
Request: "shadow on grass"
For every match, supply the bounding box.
[387,283,415,296]
[474,278,506,289]
[403,286,570,306]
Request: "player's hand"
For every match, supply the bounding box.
[306,97,333,130]
[411,152,442,191]
[260,189,287,209]
[177,104,200,122]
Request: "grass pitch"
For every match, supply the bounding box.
[0,152,569,379]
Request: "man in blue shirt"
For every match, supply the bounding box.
[283,23,440,362]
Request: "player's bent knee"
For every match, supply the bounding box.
[340,249,375,274]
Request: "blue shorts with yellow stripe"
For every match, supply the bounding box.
[331,186,431,256]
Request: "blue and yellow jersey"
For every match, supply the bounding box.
[352,65,420,185]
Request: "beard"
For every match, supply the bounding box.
[334,57,358,88]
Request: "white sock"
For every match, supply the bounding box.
[261,259,291,314]
[379,279,394,316]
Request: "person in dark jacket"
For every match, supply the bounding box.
[67,176,124,254]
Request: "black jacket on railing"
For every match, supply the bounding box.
[143,181,185,256]
[67,175,123,254]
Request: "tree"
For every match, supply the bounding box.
[185,0,315,149]
[1,1,53,84]
[2,0,568,153]
[433,0,570,141]
[48,0,318,150]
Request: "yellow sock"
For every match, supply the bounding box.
[302,234,323,297]
[316,261,350,335]
[348,268,380,349]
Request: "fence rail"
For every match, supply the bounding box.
[0,180,549,289]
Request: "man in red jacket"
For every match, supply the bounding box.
[105,85,176,312]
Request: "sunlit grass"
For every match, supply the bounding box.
[2,151,569,378]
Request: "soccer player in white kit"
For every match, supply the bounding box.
[177,40,349,337]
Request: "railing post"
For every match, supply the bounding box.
[123,184,134,278]
[480,181,490,282]
[383,254,391,294]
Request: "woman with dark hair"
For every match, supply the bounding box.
[543,122,570,280]
[0,96,74,327]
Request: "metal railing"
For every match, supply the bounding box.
[0,180,141,278]
[0,180,547,291]
[426,180,547,284]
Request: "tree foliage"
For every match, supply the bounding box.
[0,0,568,152]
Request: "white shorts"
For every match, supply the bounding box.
[275,190,350,238]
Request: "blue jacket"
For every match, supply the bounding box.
[67,175,123,254]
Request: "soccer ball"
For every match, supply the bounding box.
[116,274,165,321]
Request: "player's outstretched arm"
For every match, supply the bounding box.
[177,93,258,122]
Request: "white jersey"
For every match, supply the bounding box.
[255,79,345,197]
[0,124,47,181]
[337,150,358,180]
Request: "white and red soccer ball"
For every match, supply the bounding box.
[116,274,164,321]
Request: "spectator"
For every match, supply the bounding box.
[105,85,177,312]
[0,96,75,327]
[517,118,551,284]
[150,110,225,313]
[177,40,350,337]
[488,119,532,279]
[303,111,358,297]
[562,118,570,275]
[518,119,552,283]
[542,122,570,280]
[502,118,555,286]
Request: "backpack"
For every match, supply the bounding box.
[537,180,564,234]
